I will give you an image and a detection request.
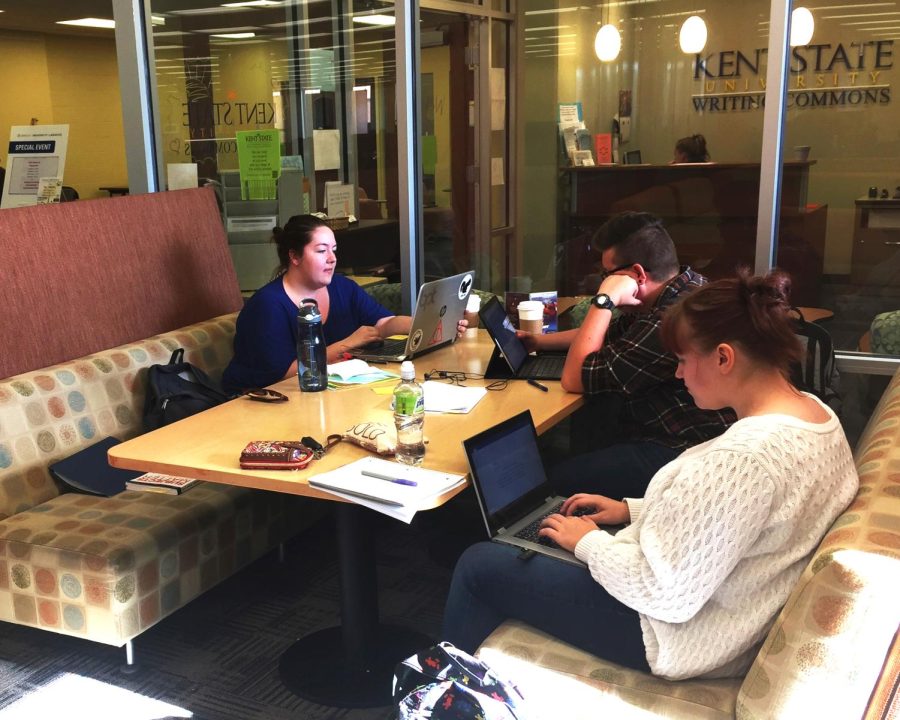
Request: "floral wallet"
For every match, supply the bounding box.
[239,441,315,470]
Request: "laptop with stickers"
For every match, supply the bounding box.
[351,271,475,363]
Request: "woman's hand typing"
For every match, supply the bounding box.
[561,493,630,526]
[340,325,383,350]
[539,514,597,552]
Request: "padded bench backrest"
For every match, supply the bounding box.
[0,187,242,379]
[736,369,900,719]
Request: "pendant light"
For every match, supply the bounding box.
[790,7,814,47]
[679,15,708,54]
[594,4,620,62]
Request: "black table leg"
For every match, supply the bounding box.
[278,503,433,708]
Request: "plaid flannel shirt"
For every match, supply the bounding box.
[582,266,735,449]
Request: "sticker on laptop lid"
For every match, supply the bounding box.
[458,274,473,300]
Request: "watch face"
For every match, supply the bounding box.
[593,293,613,309]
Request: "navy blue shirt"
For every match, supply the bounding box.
[222,274,392,392]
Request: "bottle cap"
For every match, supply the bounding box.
[400,360,415,380]
[297,298,321,323]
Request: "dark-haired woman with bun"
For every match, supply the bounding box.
[223,214,416,392]
[673,133,710,163]
[443,271,857,681]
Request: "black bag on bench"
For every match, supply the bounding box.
[143,348,230,431]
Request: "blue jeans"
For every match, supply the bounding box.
[442,542,650,671]
[550,441,682,500]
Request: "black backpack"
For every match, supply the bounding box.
[790,309,841,414]
[143,348,230,432]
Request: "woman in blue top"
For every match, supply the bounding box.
[223,215,413,392]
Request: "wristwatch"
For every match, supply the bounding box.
[591,293,616,311]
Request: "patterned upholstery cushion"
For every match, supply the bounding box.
[0,484,300,646]
[0,311,326,647]
[479,369,900,719]
[0,315,237,520]
[478,621,741,719]
[870,310,900,355]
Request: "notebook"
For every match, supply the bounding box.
[351,271,475,362]
[478,296,567,380]
[463,410,584,567]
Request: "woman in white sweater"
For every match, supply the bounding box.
[443,272,858,680]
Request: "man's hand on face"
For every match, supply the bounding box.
[598,273,641,308]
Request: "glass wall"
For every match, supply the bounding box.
[149,0,403,294]
[0,0,127,206]
[780,1,900,358]
[518,0,771,300]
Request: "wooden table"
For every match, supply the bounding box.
[109,330,582,706]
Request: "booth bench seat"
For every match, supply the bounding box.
[0,314,312,650]
[477,369,900,719]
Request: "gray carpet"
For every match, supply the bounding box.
[0,503,476,720]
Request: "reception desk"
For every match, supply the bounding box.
[558,162,826,305]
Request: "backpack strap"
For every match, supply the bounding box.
[168,348,185,365]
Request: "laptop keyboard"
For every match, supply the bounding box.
[522,354,566,377]
[513,500,564,545]
[359,337,407,357]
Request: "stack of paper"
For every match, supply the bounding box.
[423,381,486,414]
[309,456,466,523]
[327,359,397,387]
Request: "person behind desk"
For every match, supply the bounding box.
[223,214,416,393]
[673,133,710,163]
[521,212,734,499]
[443,271,858,680]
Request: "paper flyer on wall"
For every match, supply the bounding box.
[1,124,69,209]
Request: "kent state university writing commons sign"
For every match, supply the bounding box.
[691,39,894,112]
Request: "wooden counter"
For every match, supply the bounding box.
[558,161,826,304]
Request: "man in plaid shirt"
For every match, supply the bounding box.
[523,212,734,498]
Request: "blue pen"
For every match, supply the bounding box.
[361,469,418,487]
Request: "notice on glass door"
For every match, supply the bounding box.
[236,129,281,200]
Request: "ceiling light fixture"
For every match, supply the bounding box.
[594,24,621,61]
[353,14,396,26]
[222,0,281,7]
[790,7,815,46]
[211,32,256,39]
[594,3,621,62]
[56,18,116,29]
[679,15,707,53]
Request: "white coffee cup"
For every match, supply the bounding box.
[517,300,544,334]
[465,294,481,329]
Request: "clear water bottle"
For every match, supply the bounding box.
[296,298,328,392]
[393,361,425,465]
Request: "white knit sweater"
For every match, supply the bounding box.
[574,395,858,680]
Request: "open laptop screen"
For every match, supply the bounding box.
[479,297,528,374]
[464,411,552,533]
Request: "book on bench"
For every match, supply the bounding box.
[125,473,200,495]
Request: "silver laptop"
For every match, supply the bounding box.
[352,271,475,362]
[463,410,585,567]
